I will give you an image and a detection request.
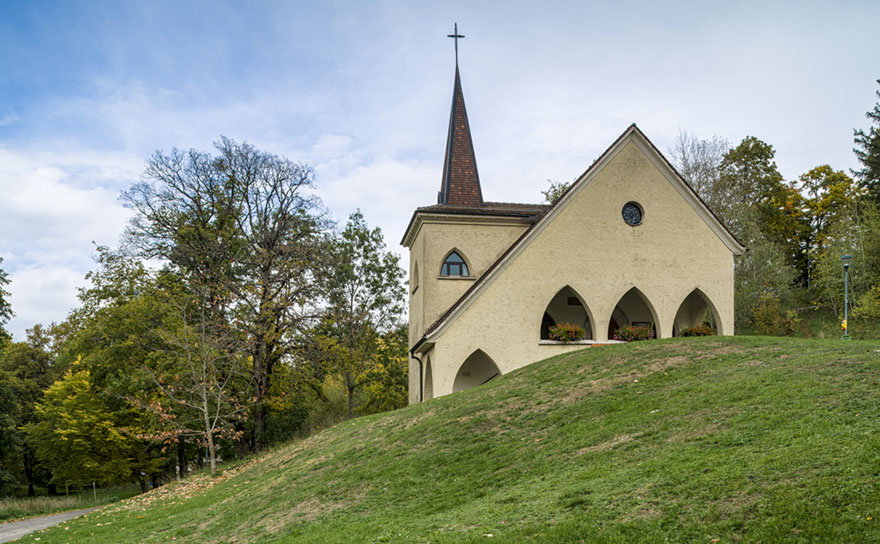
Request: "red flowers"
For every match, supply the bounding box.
[548,323,586,342]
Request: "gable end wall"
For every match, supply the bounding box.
[427,140,735,397]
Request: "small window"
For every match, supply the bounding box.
[412,262,420,293]
[622,202,643,226]
[441,251,469,277]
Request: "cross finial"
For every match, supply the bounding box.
[447,23,464,66]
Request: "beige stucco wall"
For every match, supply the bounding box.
[419,138,736,400]
[406,217,528,404]
[408,217,529,341]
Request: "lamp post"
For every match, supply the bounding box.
[841,254,853,340]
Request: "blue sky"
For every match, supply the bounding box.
[1,0,878,340]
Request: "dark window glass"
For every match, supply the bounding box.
[441,251,469,276]
[622,202,643,226]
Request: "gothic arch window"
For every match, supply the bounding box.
[608,287,660,340]
[441,250,470,277]
[540,286,594,340]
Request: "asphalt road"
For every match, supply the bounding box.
[0,508,99,543]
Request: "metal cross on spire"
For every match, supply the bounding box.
[447,23,464,65]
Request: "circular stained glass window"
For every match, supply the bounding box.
[622,202,643,226]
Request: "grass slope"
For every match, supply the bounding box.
[22,337,880,543]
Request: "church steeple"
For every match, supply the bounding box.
[438,25,483,207]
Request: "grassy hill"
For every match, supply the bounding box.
[20,337,880,543]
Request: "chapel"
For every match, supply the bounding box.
[403,38,745,404]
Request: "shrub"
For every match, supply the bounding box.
[852,286,880,320]
[680,324,715,337]
[612,325,655,342]
[548,323,585,342]
[751,292,799,336]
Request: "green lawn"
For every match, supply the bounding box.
[18,336,880,543]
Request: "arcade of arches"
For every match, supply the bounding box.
[429,287,724,398]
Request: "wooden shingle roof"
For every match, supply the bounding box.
[438,65,483,207]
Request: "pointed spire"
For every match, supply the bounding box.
[438,62,483,207]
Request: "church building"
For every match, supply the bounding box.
[403,41,745,404]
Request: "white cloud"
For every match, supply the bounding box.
[0,147,136,339]
[5,264,85,334]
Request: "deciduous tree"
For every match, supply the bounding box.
[716,137,797,329]
[316,211,405,418]
[541,179,572,204]
[142,274,252,475]
[668,130,730,210]
[26,366,163,490]
[123,137,330,450]
[0,372,18,494]
[0,326,64,495]
[0,258,12,346]
[786,166,861,286]
[67,248,251,475]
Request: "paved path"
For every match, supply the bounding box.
[0,508,100,543]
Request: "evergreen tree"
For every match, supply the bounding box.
[854,79,880,202]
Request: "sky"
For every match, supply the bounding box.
[0,0,878,341]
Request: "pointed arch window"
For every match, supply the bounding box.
[441,251,469,277]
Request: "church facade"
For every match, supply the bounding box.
[403,63,745,404]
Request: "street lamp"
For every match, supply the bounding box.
[841,254,853,340]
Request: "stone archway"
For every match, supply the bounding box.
[540,286,594,340]
[453,350,501,393]
[673,289,721,336]
[608,287,660,339]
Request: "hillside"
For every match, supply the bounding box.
[20,337,880,543]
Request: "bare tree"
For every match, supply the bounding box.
[123,137,330,451]
[668,130,730,212]
[141,282,251,475]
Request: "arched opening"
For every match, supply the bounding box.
[424,357,433,400]
[608,287,660,340]
[440,249,470,277]
[540,286,593,340]
[453,350,501,393]
[673,289,720,336]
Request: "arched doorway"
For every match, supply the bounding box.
[673,289,720,336]
[424,357,433,400]
[453,350,501,393]
[608,287,660,339]
[540,286,593,340]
